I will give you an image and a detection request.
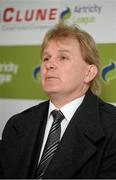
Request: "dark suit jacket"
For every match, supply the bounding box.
[0,90,116,179]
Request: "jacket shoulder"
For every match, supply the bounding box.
[99,99,116,115]
[98,99,116,134]
[9,100,49,121]
[1,100,49,138]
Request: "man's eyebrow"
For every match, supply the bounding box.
[43,49,70,55]
[58,49,70,53]
[42,51,50,56]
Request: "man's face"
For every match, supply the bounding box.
[40,38,95,102]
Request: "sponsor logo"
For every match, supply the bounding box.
[33,66,40,82]
[74,4,102,14]
[60,4,102,25]
[0,62,19,84]
[1,7,57,22]
[101,61,116,83]
[60,7,72,21]
[0,6,58,31]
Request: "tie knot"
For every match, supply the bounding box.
[51,110,64,123]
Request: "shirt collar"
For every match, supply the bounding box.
[48,95,85,122]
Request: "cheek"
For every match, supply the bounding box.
[68,66,79,77]
[68,66,84,82]
[40,65,45,76]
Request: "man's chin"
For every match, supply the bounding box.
[44,90,59,97]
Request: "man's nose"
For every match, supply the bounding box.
[46,59,56,70]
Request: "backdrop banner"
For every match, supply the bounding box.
[0,0,116,136]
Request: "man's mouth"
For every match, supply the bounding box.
[46,76,59,80]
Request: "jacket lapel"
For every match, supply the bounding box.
[43,90,105,179]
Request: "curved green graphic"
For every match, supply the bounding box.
[60,7,72,21]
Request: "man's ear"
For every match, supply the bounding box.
[84,64,98,83]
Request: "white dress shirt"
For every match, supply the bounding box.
[39,95,85,162]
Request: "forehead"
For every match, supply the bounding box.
[42,38,80,53]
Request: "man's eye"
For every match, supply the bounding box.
[60,56,68,60]
[43,57,49,62]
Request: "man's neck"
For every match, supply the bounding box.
[50,91,87,109]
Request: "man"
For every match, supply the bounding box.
[0,22,116,179]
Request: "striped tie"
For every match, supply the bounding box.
[35,110,64,179]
